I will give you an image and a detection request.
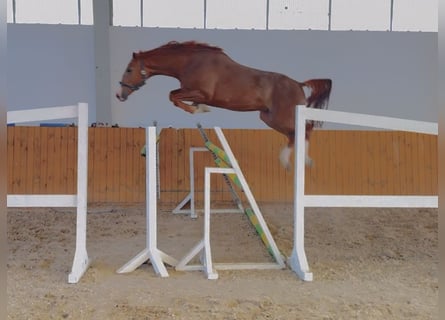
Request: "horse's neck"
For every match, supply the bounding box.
[143,51,192,78]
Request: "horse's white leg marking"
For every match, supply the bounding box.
[280,145,292,169]
[181,101,211,113]
[194,104,211,113]
[280,140,312,169]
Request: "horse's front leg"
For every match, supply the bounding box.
[169,89,211,114]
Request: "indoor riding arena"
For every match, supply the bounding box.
[6,1,437,319]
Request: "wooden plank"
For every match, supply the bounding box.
[326,130,336,194]
[123,128,135,203]
[98,128,109,202]
[398,131,408,195]
[30,127,41,193]
[23,127,35,193]
[126,128,136,202]
[410,132,420,194]
[58,128,69,194]
[57,127,67,194]
[7,128,14,194]
[159,128,174,203]
[333,130,344,194]
[39,127,49,194]
[343,130,356,194]
[416,133,427,195]
[349,131,361,195]
[305,130,319,195]
[176,129,187,201]
[404,132,414,194]
[367,131,377,195]
[135,128,146,203]
[335,130,346,194]
[389,131,399,195]
[9,127,17,193]
[117,128,128,202]
[262,130,276,201]
[376,131,387,194]
[355,131,366,195]
[422,133,433,195]
[105,128,117,202]
[379,131,391,193]
[66,127,77,195]
[429,135,438,195]
[16,127,28,193]
[311,130,325,194]
[87,128,95,202]
[46,128,57,194]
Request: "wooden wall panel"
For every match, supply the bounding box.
[7,127,437,204]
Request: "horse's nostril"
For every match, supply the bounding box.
[116,93,127,102]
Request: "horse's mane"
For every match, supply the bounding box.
[140,41,223,56]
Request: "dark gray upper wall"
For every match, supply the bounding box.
[7,24,437,129]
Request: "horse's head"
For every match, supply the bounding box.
[116,52,149,101]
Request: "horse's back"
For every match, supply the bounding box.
[180,49,306,112]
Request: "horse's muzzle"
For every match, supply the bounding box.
[116,93,127,102]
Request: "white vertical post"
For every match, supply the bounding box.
[117,126,177,276]
[144,126,169,276]
[68,102,91,283]
[203,168,218,279]
[146,127,159,252]
[189,147,197,218]
[289,105,313,281]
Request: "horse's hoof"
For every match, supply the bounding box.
[194,104,211,113]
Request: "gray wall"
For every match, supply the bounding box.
[7,24,96,123]
[7,24,437,129]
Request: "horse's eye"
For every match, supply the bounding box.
[126,68,132,73]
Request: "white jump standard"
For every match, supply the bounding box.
[117,127,178,277]
[290,105,438,281]
[7,103,90,284]
[174,127,286,279]
[118,126,286,279]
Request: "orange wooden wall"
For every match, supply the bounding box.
[7,127,437,204]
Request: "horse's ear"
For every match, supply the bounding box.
[132,52,136,58]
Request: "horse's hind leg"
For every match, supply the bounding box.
[169,89,210,114]
[279,140,293,170]
[304,123,314,167]
[280,133,313,169]
[260,110,293,169]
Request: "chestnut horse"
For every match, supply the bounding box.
[116,41,332,169]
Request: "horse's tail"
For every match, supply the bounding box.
[303,79,332,110]
[302,78,332,127]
